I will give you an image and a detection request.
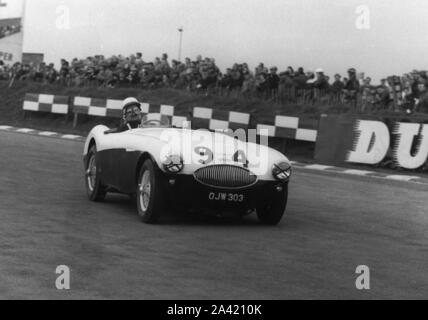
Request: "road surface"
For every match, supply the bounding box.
[0,131,427,299]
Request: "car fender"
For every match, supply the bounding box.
[83,125,110,156]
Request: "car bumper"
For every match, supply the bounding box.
[162,174,288,212]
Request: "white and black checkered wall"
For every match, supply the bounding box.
[192,107,251,131]
[256,115,318,142]
[72,96,189,128]
[23,93,69,114]
[22,93,319,142]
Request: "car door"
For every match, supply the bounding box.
[116,148,141,194]
[98,148,122,191]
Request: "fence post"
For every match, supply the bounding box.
[73,113,79,128]
[65,96,71,123]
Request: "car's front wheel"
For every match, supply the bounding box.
[256,184,288,225]
[136,159,164,224]
[85,145,106,201]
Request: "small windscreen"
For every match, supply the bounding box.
[141,114,171,127]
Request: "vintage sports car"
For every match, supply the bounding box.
[83,115,292,225]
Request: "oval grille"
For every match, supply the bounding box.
[193,165,257,189]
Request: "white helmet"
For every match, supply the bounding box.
[122,97,141,110]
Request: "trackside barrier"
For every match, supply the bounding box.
[192,107,251,131]
[20,93,319,144]
[256,115,319,142]
[22,93,70,119]
[314,114,428,171]
[71,96,189,128]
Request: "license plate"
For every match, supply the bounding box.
[208,192,245,203]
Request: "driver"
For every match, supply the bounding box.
[106,97,143,133]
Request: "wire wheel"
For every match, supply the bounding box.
[86,154,97,192]
[136,159,164,224]
[139,170,151,211]
[85,145,106,202]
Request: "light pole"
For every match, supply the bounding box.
[178,27,183,62]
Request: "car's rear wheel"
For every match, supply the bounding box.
[256,184,288,225]
[85,145,106,201]
[136,159,164,224]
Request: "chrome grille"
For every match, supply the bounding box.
[193,165,257,189]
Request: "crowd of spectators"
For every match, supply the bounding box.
[1,52,428,114]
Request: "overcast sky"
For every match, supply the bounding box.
[2,0,428,81]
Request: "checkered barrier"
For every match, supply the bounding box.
[73,96,123,118]
[23,93,69,114]
[20,93,319,143]
[192,107,251,131]
[256,115,318,142]
[72,96,189,128]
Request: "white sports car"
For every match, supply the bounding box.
[83,117,292,225]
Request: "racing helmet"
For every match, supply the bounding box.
[122,97,142,128]
[122,97,141,116]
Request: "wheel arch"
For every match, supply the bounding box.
[83,125,109,157]
[88,138,96,152]
[135,152,161,184]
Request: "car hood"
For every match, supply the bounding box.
[127,127,290,172]
[86,125,290,179]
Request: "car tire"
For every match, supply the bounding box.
[85,145,106,201]
[136,159,164,224]
[256,184,288,225]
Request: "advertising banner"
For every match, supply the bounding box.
[315,114,428,170]
[0,0,24,64]
[0,28,23,64]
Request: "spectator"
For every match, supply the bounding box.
[59,59,70,85]
[255,66,267,97]
[286,66,295,77]
[293,67,308,91]
[219,68,233,94]
[373,85,391,111]
[2,49,428,116]
[241,67,255,97]
[343,68,360,108]
[360,77,374,112]
[46,63,58,83]
[230,64,243,95]
[313,68,329,98]
[416,80,428,113]
[160,53,170,73]
[331,74,344,102]
[266,67,280,100]
[279,70,296,101]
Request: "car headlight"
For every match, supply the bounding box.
[272,162,291,181]
[162,154,184,173]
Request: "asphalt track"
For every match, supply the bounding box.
[0,131,427,300]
